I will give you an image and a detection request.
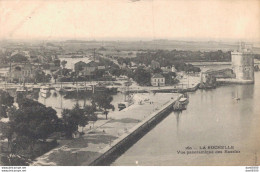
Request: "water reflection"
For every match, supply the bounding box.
[112,71,260,166]
[35,89,124,118]
[174,111,182,138]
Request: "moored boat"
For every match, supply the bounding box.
[40,85,50,94]
[63,86,77,93]
[16,86,27,94]
[26,86,34,92]
[86,85,92,91]
[55,86,65,92]
[173,97,189,111]
[76,84,87,92]
[40,91,51,98]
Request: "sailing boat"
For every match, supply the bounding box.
[40,85,50,94]
[233,90,240,101]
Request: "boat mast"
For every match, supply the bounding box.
[187,74,189,88]
[76,75,79,104]
[60,92,63,110]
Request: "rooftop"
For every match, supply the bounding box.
[152,73,164,78]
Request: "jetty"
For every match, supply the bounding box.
[31,93,181,166]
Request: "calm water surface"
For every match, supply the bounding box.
[37,91,125,118]
[112,70,260,166]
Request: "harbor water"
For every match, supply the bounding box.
[36,91,125,118]
[112,70,260,165]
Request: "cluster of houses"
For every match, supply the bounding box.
[150,60,178,87]
[0,47,58,82]
[73,60,106,76]
[0,44,115,83]
[0,63,54,83]
[0,45,202,87]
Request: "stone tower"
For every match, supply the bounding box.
[231,42,254,84]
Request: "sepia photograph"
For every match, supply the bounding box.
[0,0,259,170]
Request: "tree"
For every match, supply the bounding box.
[9,54,28,63]
[34,70,51,83]
[109,68,122,77]
[4,98,60,156]
[1,121,14,150]
[61,60,67,68]
[163,72,178,85]
[53,74,58,84]
[54,59,61,67]
[153,67,163,74]
[1,154,30,166]
[60,68,71,76]
[92,69,105,79]
[91,93,114,120]
[0,90,14,118]
[61,109,76,138]
[133,67,151,86]
[83,105,98,128]
[74,104,88,133]
[61,103,87,138]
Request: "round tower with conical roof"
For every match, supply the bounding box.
[231,42,254,84]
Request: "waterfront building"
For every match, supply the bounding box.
[231,43,254,83]
[200,42,255,87]
[200,68,235,89]
[151,74,165,87]
[8,63,36,82]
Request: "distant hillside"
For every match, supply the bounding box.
[62,40,260,53]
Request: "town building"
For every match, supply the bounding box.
[172,65,177,72]
[97,65,106,70]
[8,64,35,82]
[161,66,172,73]
[151,74,165,87]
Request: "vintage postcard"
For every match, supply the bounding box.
[0,0,259,169]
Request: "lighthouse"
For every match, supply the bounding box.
[231,42,254,84]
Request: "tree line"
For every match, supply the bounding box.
[133,50,231,66]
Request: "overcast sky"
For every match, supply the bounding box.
[0,0,259,41]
